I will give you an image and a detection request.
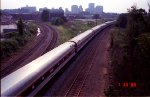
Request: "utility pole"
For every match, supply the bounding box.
[95,14,98,26]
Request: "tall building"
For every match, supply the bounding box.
[88,3,95,14]
[79,5,83,13]
[95,6,103,14]
[65,8,70,15]
[71,5,79,14]
[85,8,89,12]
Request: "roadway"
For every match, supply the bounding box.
[1,23,59,78]
[37,26,112,96]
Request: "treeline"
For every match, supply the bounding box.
[0,19,37,59]
[41,9,67,26]
[106,5,150,96]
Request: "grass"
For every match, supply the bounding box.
[55,20,103,44]
[56,26,75,44]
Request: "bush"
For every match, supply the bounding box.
[134,33,150,67]
[51,17,64,26]
[27,23,38,34]
[41,9,50,22]
[0,39,19,59]
[116,13,127,28]
[109,6,150,95]
[5,32,18,38]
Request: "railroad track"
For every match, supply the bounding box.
[42,24,58,54]
[1,23,58,78]
[1,22,115,96]
[64,30,107,96]
[36,27,108,96]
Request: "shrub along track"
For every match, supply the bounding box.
[1,22,58,78]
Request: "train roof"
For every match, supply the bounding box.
[1,42,75,95]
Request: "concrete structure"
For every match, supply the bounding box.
[1,24,17,33]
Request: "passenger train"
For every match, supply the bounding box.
[1,21,115,96]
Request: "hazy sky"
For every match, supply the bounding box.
[1,0,149,13]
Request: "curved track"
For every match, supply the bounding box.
[1,23,58,78]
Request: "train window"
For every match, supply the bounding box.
[44,69,52,79]
[32,85,35,90]
[68,52,71,57]
[64,55,68,60]
[34,76,44,89]
[61,59,63,62]
[69,52,72,56]
[42,76,44,80]
[53,64,58,70]
[71,49,75,53]
[59,59,63,64]
[50,68,54,73]
[62,57,66,62]
[69,51,72,55]
[64,57,66,60]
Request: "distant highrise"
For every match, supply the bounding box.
[88,3,95,14]
[69,3,103,15]
[79,5,83,13]
[65,8,70,15]
[85,8,89,12]
[71,5,79,14]
[95,5,103,14]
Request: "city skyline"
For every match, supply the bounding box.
[1,0,149,13]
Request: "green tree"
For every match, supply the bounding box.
[148,3,150,15]
[0,10,2,22]
[41,9,50,22]
[17,18,24,36]
[116,13,127,28]
[51,17,64,26]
